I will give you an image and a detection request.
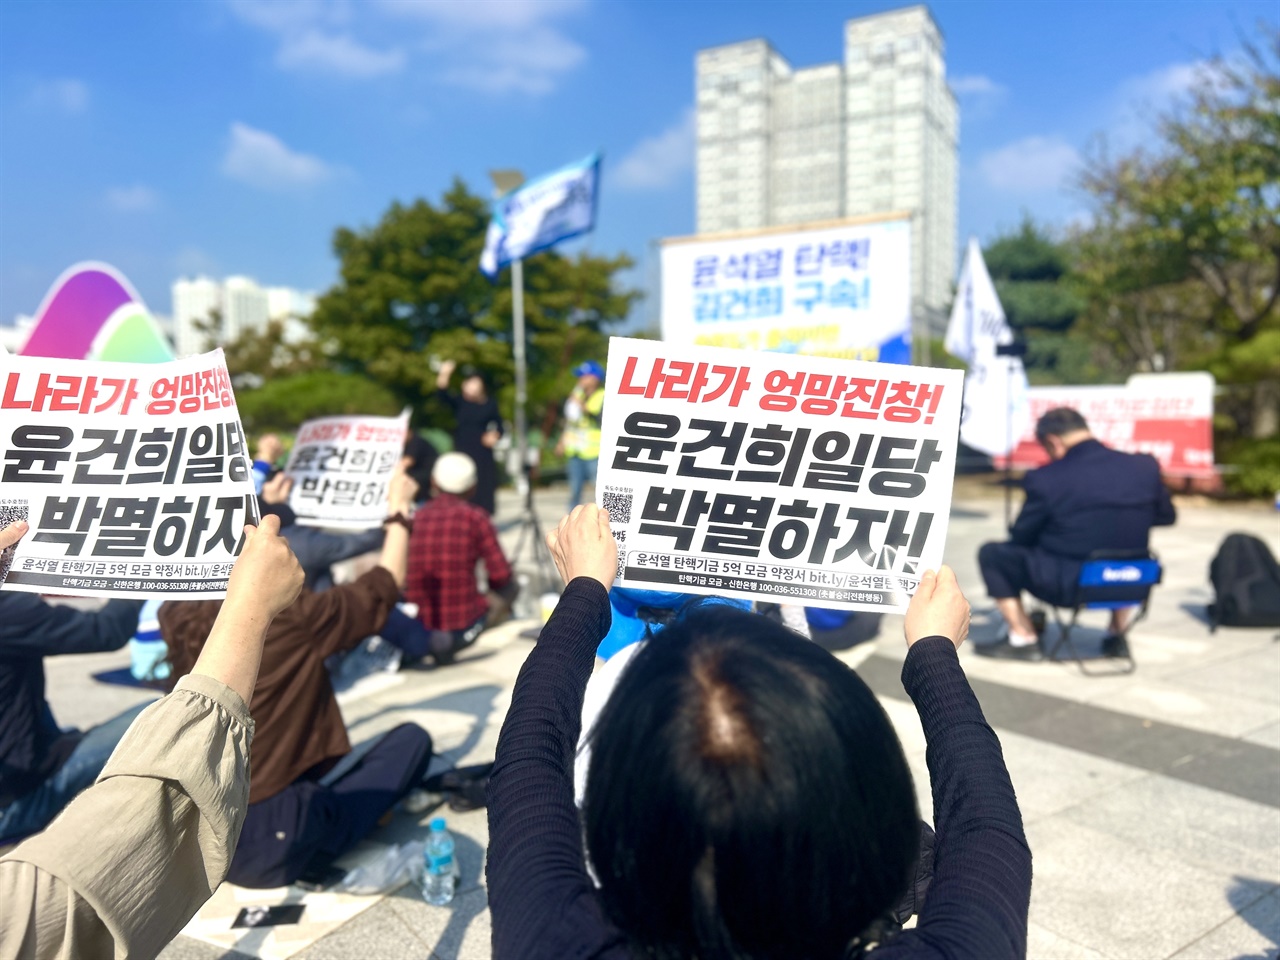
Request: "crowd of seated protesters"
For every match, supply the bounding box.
[158,464,436,888]
[0,488,1033,959]
[1,515,304,958]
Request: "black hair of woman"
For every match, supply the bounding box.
[583,603,920,959]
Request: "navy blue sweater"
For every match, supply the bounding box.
[486,578,1031,959]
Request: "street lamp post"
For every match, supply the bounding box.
[489,169,529,499]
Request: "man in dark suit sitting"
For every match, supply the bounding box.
[976,407,1177,661]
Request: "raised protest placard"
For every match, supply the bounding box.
[999,373,1215,478]
[285,412,409,528]
[0,349,258,598]
[596,337,965,613]
[660,215,913,364]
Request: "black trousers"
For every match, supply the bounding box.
[228,723,434,888]
[978,542,1080,608]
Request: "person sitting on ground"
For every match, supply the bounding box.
[0,529,147,845]
[405,452,518,666]
[976,406,1176,661]
[0,515,304,960]
[159,466,435,888]
[486,506,1031,960]
[259,471,384,592]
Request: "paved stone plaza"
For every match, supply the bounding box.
[39,485,1279,960]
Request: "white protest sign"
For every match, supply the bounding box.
[284,412,409,529]
[596,338,965,613]
[660,216,913,363]
[0,349,258,598]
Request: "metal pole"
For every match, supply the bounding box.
[512,258,528,500]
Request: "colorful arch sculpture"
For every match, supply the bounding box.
[18,261,174,363]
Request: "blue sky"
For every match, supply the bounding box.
[0,0,1271,330]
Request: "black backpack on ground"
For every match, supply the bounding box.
[1208,533,1280,629]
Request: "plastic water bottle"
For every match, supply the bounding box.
[421,817,456,905]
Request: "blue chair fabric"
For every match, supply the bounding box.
[1044,550,1162,675]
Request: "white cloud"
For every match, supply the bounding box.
[1107,59,1217,149]
[226,0,588,95]
[950,74,1005,97]
[1118,60,1207,106]
[26,78,89,114]
[979,136,1080,194]
[277,31,405,76]
[440,25,585,95]
[104,184,159,212]
[614,107,695,190]
[221,123,338,190]
[375,0,586,29]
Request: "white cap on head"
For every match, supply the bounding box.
[432,451,477,494]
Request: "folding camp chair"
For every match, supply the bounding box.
[1043,549,1162,676]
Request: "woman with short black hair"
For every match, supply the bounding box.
[486,505,1031,959]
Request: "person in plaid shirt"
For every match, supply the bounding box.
[406,452,518,664]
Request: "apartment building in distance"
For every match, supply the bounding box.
[695,5,958,330]
[171,276,315,358]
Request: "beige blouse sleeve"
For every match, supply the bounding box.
[0,673,254,960]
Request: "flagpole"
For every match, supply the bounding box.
[512,257,529,502]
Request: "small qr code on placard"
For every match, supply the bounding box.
[0,500,30,586]
[602,488,634,524]
[612,529,626,579]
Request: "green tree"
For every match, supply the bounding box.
[982,218,1094,384]
[198,314,324,390]
[1073,26,1280,440]
[236,371,403,435]
[309,179,641,431]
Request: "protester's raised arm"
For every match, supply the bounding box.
[904,566,970,650]
[879,568,1031,959]
[376,461,418,590]
[436,359,456,392]
[0,516,305,959]
[545,504,617,592]
[487,506,619,958]
[189,515,303,704]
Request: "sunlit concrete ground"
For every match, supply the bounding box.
[38,482,1279,960]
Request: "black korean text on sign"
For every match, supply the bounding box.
[613,413,680,474]
[8,422,250,488]
[637,486,933,572]
[3,426,73,483]
[295,476,389,509]
[33,493,256,559]
[612,414,944,498]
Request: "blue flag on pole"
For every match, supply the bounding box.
[480,153,601,279]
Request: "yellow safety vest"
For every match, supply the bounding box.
[564,386,605,459]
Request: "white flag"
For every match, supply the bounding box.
[480,153,600,278]
[945,237,1030,457]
